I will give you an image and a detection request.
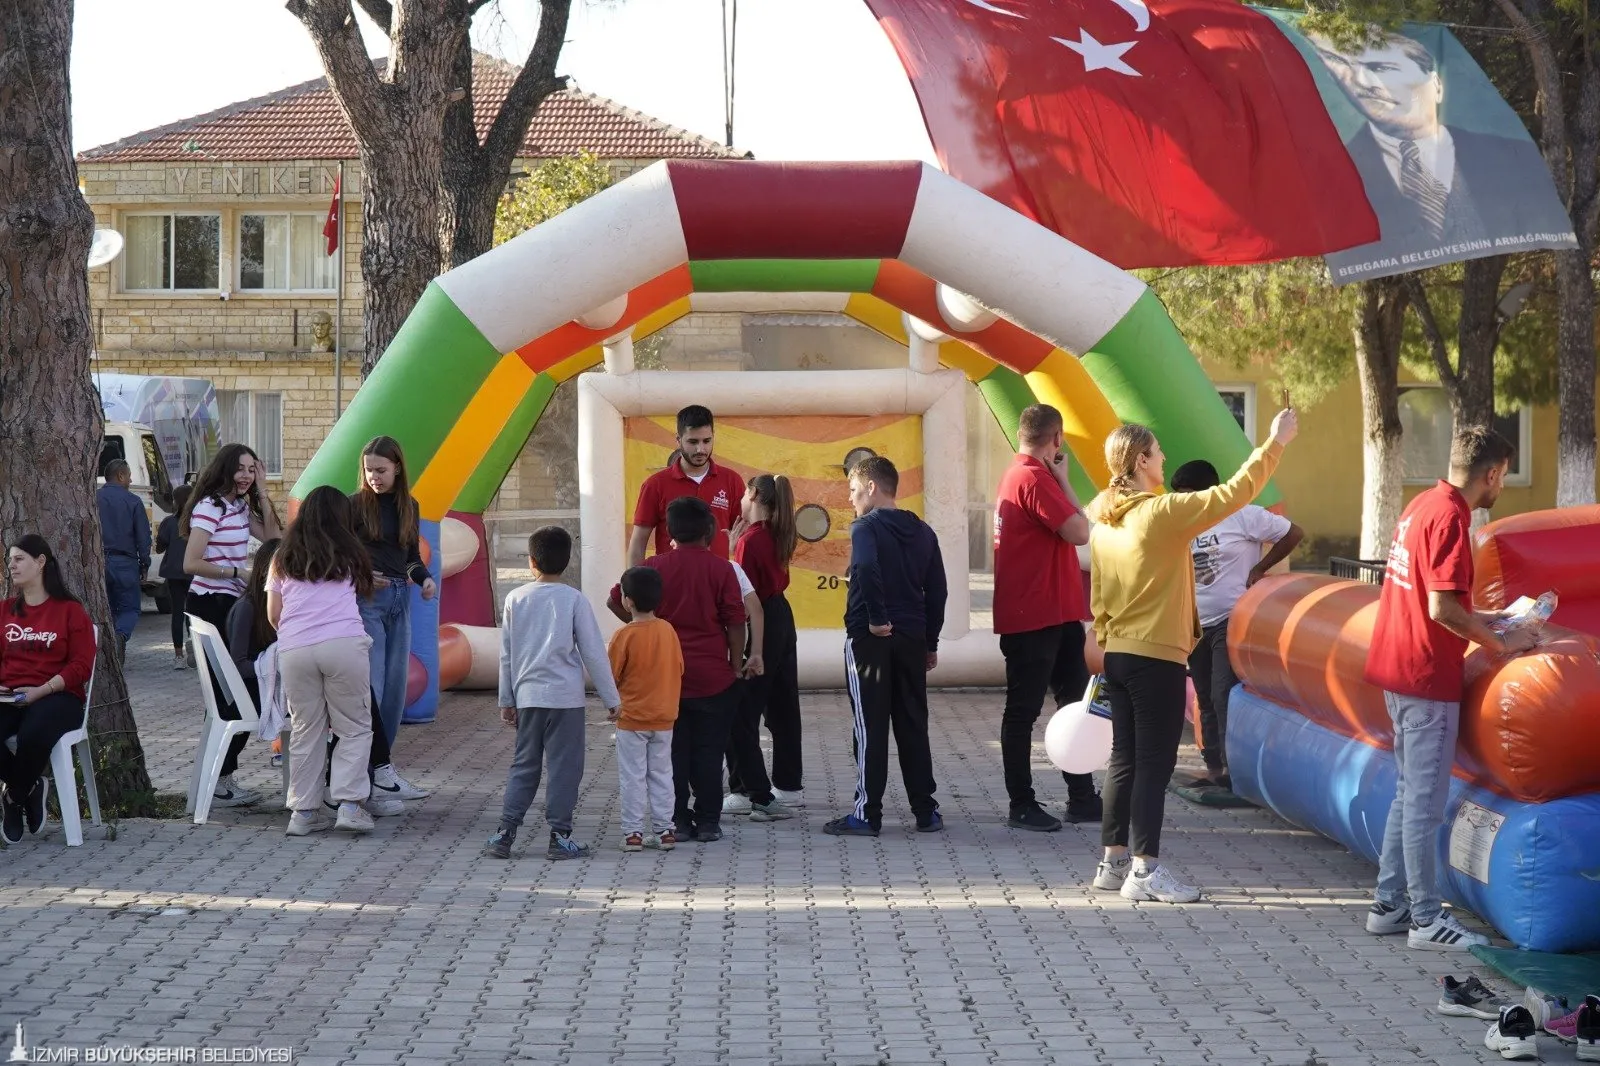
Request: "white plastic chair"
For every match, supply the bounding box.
[45,625,102,847]
[185,616,262,825]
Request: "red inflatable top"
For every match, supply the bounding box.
[1473,504,1600,638]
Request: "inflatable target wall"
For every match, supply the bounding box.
[1226,505,1600,951]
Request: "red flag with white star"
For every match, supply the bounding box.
[864,0,1379,267]
[323,175,341,256]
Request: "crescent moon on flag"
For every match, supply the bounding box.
[958,0,1026,17]
[1109,0,1151,32]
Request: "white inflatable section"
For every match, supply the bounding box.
[436,163,687,353]
[579,368,1000,687]
[576,293,630,330]
[935,283,998,332]
[438,517,479,579]
[602,333,634,375]
[689,292,848,313]
[902,164,1144,355]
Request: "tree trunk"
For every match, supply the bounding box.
[1553,56,1599,507]
[0,0,154,810]
[1354,278,1410,559]
[358,143,447,376]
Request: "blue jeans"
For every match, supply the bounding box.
[104,555,142,640]
[1374,692,1460,925]
[358,582,411,748]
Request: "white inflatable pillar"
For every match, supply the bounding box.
[602,332,635,376]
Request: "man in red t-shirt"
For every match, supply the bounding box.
[628,405,745,565]
[1362,427,1536,952]
[992,404,1100,832]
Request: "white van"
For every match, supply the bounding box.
[96,374,222,611]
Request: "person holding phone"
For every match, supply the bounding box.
[992,404,1099,833]
[181,442,282,808]
[0,535,96,844]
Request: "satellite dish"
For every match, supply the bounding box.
[87,229,124,269]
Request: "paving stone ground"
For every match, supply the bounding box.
[0,612,1577,1066]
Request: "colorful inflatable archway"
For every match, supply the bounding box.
[292,160,1273,719]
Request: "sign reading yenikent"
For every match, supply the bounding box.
[163,165,358,197]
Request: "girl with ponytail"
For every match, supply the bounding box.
[725,473,805,814]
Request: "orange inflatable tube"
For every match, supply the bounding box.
[1229,574,1600,803]
[1473,503,1600,637]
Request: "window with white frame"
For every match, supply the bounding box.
[1398,385,1530,486]
[122,213,220,291]
[1215,384,1256,443]
[216,391,284,477]
[238,213,337,292]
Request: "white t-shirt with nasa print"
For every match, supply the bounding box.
[1191,505,1293,627]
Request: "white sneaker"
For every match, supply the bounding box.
[772,788,805,808]
[212,775,261,807]
[1120,864,1203,903]
[722,792,753,815]
[1484,1006,1540,1060]
[366,789,405,818]
[372,763,429,800]
[335,802,375,834]
[1366,899,1412,935]
[1409,910,1489,951]
[1092,855,1132,890]
[285,810,333,837]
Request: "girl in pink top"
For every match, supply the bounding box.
[267,487,376,837]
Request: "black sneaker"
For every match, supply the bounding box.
[483,828,514,859]
[1,787,23,845]
[823,814,879,837]
[1063,792,1103,824]
[24,778,46,835]
[1437,975,1514,1020]
[1484,1005,1538,1060]
[693,823,723,843]
[1575,995,1600,1061]
[1007,804,1062,832]
[916,811,943,833]
[547,831,590,860]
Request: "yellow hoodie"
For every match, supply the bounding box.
[1089,440,1284,665]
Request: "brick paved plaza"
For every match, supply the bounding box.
[0,615,1571,1066]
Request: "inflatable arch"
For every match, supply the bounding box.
[291,160,1274,718]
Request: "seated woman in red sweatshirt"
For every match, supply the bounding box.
[0,535,97,844]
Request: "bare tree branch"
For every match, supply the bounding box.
[286,0,387,135]
[481,0,572,170]
[1402,275,1460,393]
[353,0,393,34]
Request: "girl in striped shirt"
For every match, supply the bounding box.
[181,442,282,807]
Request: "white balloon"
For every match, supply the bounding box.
[1045,700,1113,774]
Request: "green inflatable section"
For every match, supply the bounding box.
[689,259,880,293]
[1083,291,1282,508]
[293,283,502,499]
[454,373,559,514]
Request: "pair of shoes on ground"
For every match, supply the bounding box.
[483,828,591,860]
[721,793,798,822]
[1524,989,1600,1058]
[1090,854,1203,903]
[1,779,49,844]
[621,830,677,851]
[1367,900,1490,951]
[822,811,943,836]
[1478,998,1599,1062]
[286,802,374,836]
[723,788,807,811]
[1006,793,1103,833]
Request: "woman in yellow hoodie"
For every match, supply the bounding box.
[1085,406,1298,903]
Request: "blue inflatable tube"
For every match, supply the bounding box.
[1228,687,1600,952]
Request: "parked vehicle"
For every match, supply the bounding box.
[95,373,221,611]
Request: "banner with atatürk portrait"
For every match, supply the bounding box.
[1265,13,1579,284]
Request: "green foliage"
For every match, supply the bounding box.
[493,150,613,247]
[1139,260,1360,405]
[1274,0,1437,51]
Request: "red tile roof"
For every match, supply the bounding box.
[78,54,742,164]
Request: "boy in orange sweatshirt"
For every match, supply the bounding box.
[608,566,685,851]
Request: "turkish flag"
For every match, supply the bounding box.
[323,175,341,256]
[865,0,1379,267]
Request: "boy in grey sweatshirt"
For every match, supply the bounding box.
[485,526,620,861]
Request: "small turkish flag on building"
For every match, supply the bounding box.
[864,0,1379,267]
[323,175,341,256]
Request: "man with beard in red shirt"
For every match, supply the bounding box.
[629,406,745,565]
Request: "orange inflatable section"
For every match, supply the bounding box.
[1472,504,1600,637]
[1228,574,1600,803]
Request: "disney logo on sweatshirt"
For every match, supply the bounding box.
[5,623,59,648]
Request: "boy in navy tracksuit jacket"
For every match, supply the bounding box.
[825,456,948,837]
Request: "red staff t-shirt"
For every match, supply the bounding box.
[1364,481,1474,702]
[992,454,1086,635]
[633,459,745,560]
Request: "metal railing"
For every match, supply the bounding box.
[1329,557,1387,585]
